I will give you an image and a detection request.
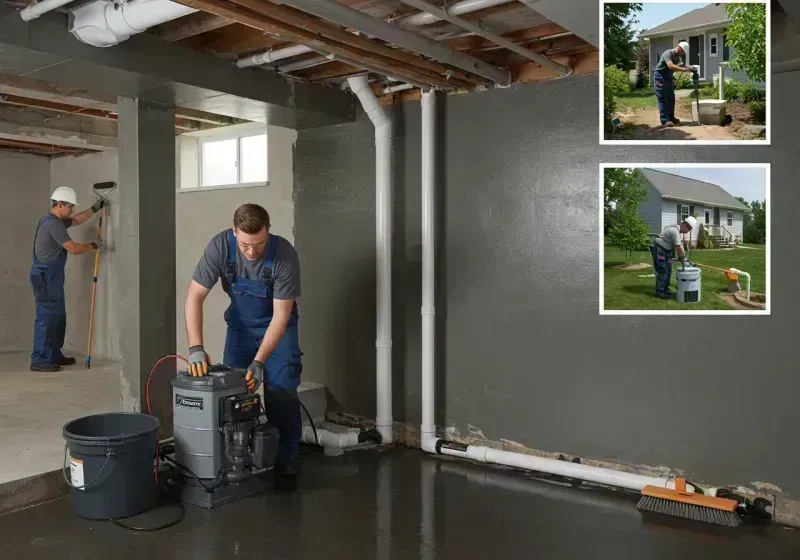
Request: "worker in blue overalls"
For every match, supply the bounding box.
[653,41,694,127]
[30,187,104,372]
[185,203,303,482]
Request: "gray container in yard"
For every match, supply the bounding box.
[677,266,702,303]
[172,366,248,479]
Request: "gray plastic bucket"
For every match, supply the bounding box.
[63,412,160,520]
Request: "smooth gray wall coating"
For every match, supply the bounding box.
[295,72,800,496]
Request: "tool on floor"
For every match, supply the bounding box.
[637,478,742,527]
[85,181,117,369]
[145,357,319,509]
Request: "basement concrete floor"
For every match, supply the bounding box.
[2,448,799,559]
[0,350,119,484]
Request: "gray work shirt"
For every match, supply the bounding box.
[192,230,301,300]
[654,225,682,251]
[654,49,683,80]
[34,215,73,263]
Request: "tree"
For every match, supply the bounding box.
[609,208,651,262]
[604,3,642,70]
[736,197,766,244]
[605,168,650,261]
[634,34,650,88]
[725,3,767,82]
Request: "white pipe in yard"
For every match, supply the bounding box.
[347,75,394,445]
[237,0,513,70]
[69,0,197,47]
[731,268,751,300]
[421,89,436,452]
[20,0,79,21]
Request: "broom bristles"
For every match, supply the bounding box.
[637,495,742,527]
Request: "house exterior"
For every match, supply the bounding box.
[637,168,748,248]
[639,3,762,87]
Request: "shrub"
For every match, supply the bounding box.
[635,38,650,89]
[722,79,743,102]
[698,84,718,99]
[749,101,766,123]
[604,65,629,124]
[674,71,695,89]
[740,82,765,103]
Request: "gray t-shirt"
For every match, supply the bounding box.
[654,225,682,250]
[192,230,301,300]
[654,49,683,79]
[34,215,73,263]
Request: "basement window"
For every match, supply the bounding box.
[199,132,267,189]
[727,211,733,226]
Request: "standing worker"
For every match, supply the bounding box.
[653,41,695,127]
[184,203,302,483]
[30,187,104,372]
[650,216,696,299]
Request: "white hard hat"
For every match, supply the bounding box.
[678,41,690,54]
[51,186,77,206]
[684,215,697,229]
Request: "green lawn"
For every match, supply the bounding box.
[615,90,657,111]
[604,243,766,311]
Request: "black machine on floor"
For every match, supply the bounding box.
[164,365,280,508]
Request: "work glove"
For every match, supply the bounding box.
[245,360,264,393]
[188,345,211,376]
[90,237,104,250]
[91,198,106,213]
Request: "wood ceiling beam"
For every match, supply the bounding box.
[174,0,471,89]
[224,0,480,87]
[149,12,233,42]
[443,21,569,52]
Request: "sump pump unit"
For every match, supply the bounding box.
[677,265,702,303]
[170,365,279,508]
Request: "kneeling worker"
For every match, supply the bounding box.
[30,187,104,372]
[184,203,303,479]
[650,216,696,299]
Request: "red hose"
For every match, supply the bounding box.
[145,354,189,415]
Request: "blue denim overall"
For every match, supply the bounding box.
[221,230,302,470]
[30,214,68,366]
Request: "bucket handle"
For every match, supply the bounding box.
[62,446,114,491]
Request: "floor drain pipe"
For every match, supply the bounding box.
[347,75,393,444]
[421,88,437,454]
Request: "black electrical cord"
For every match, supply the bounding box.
[262,379,319,456]
[111,502,185,532]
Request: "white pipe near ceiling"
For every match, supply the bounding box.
[400,0,571,76]
[276,56,331,73]
[69,0,197,47]
[347,75,394,445]
[237,44,312,68]
[418,84,693,497]
[237,0,513,71]
[20,0,79,21]
[383,83,415,94]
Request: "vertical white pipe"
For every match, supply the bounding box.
[347,76,393,444]
[719,62,727,100]
[421,89,437,453]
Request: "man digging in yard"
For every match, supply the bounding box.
[653,41,695,127]
[650,216,696,299]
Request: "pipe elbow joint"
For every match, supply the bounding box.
[421,433,439,454]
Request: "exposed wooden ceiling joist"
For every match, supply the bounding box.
[149,11,233,42]
[0,138,92,157]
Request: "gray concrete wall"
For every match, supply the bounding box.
[294,72,800,496]
[175,125,298,361]
[0,153,50,350]
[50,152,120,360]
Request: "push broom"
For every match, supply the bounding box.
[637,478,742,527]
[85,181,117,369]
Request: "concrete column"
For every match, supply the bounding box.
[117,97,176,414]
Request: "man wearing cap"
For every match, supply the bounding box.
[650,216,697,299]
[30,187,104,372]
[653,41,695,127]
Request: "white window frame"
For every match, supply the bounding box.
[727,211,733,227]
[709,33,718,57]
[196,131,269,192]
[681,205,690,223]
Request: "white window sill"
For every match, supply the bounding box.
[178,181,269,193]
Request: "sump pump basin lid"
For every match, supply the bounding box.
[172,364,247,392]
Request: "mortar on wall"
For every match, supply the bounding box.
[692,100,727,125]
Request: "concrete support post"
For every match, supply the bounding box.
[719,62,727,100]
[117,97,176,415]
